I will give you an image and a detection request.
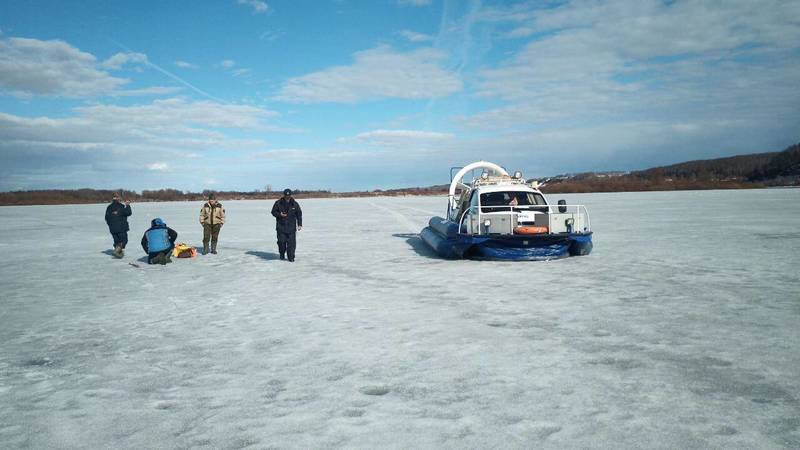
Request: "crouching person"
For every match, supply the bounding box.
[141,218,178,265]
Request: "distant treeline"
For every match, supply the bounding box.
[2,143,797,206]
[541,142,800,194]
[0,186,449,206]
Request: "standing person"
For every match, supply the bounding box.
[105,193,132,258]
[199,193,226,255]
[271,189,302,262]
[141,218,178,265]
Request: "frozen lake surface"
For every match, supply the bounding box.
[1,189,799,449]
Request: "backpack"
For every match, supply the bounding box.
[172,243,197,258]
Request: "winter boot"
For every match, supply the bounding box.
[211,243,217,254]
[202,244,209,255]
[113,245,122,258]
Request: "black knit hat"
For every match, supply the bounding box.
[283,188,292,196]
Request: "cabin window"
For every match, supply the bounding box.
[454,190,479,224]
[469,191,480,209]
[480,191,547,212]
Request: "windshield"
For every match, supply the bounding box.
[480,191,547,207]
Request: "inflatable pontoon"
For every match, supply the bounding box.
[420,161,593,260]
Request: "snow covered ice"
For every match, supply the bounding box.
[1,189,799,449]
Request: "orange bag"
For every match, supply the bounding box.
[172,243,198,258]
[514,226,549,235]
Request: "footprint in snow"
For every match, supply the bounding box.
[154,401,178,410]
[359,385,390,396]
[22,357,55,367]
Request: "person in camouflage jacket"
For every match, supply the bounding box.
[199,193,226,255]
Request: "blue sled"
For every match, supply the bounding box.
[420,217,593,261]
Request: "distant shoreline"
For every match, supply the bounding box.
[3,142,797,206]
[1,184,793,207]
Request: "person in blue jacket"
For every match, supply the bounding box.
[105,193,132,258]
[141,218,178,265]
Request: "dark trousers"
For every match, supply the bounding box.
[277,231,296,259]
[148,244,174,264]
[111,231,128,248]
[203,224,222,246]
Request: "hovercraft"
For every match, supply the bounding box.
[420,161,593,260]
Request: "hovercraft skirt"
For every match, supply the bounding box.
[420,217,592,261]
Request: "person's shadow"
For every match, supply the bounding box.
[391,233,440,259]
[245,251,281,261]
[100,249,150,263]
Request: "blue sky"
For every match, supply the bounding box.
[1,0,799,192]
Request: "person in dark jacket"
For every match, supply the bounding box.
[271,189,302,262]
[141,218,178,265]
[105,193,132,258]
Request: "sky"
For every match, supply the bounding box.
[0,0,799,192]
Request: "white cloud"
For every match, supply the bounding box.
[252,148,379,166]
[237,0,268,14]
[175,60,198,69]
[100,52,148,70]
[0,38,183,99]
[74,97,278,130]
[113,86,183,97]
[0,96,285,189]
[332,129,457,155]
[275,46,462,103]
[398,30,434,42]
[480,0,800,54]
[352,129,454,146]
[504,26,536,39]
[232,68,252,77]
[147,162,169,171]
[254,148,326,161]
[464,0,800,135]
[217,60,252,78]
[259,29,285,42]
[146,58,225,102]
[0,98,279,178]
[476,2,539,24]
[457,104,569,130]
[397,0,432,6]
[0,37,129,97]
